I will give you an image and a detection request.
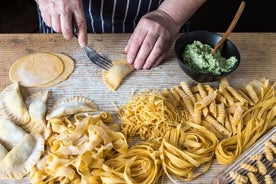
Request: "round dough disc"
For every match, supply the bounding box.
[39,53,75,87]
[9,53,64,87]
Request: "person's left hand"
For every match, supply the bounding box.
[124,9,180,70]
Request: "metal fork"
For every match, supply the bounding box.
[73,31,112,70]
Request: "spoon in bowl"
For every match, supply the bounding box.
[212,1,246,55]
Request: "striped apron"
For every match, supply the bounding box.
[37,0,189,33]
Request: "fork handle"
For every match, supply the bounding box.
[73,28,79,38]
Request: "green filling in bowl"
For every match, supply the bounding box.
[182,40,237,75]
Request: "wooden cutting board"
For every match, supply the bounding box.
[0,33,275,184]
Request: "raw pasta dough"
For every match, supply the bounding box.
[9,53,64,87]
[102,60,134,91]
[9,53,75,87]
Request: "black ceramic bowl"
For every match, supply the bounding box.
[175,30,240,83]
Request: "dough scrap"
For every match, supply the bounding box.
[102,60,134,91]
[9,53,64,87]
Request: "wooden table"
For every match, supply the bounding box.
[0,33,275,184]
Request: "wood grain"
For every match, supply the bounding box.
[0,33,275,184]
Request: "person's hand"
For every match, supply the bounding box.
[124,9,180,70]
[36,0,87,47]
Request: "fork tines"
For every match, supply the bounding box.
[95,54,113,70]
[84,46,113,70]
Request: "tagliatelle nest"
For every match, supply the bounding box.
[30,112,128,183]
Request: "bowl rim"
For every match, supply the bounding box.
[175,30,240,77]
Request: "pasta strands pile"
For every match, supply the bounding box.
[28,77,276,183]
[30,112,128,184]
[99,122,218,183]
[215,79,276,164]
[160,122,218,182]
[119,89,188,140]
[119,77,276,168]
[100,141,162,184]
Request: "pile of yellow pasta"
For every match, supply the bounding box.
[119,77,276,170]
[160,122,218,182]
[100,141,163,184]
[118,89,188,140]
[30,112,128,183]
[215,78,276,164]
[28,77,276,183]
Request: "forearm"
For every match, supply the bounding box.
[158,0,206,28]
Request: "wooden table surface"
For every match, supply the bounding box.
[0,33,275,184]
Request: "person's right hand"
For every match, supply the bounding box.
[36,0,87,47]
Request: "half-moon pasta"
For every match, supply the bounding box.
[102,60,134,91]
[0,82,30,124]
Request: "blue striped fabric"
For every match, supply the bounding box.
[37,0,189,34]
